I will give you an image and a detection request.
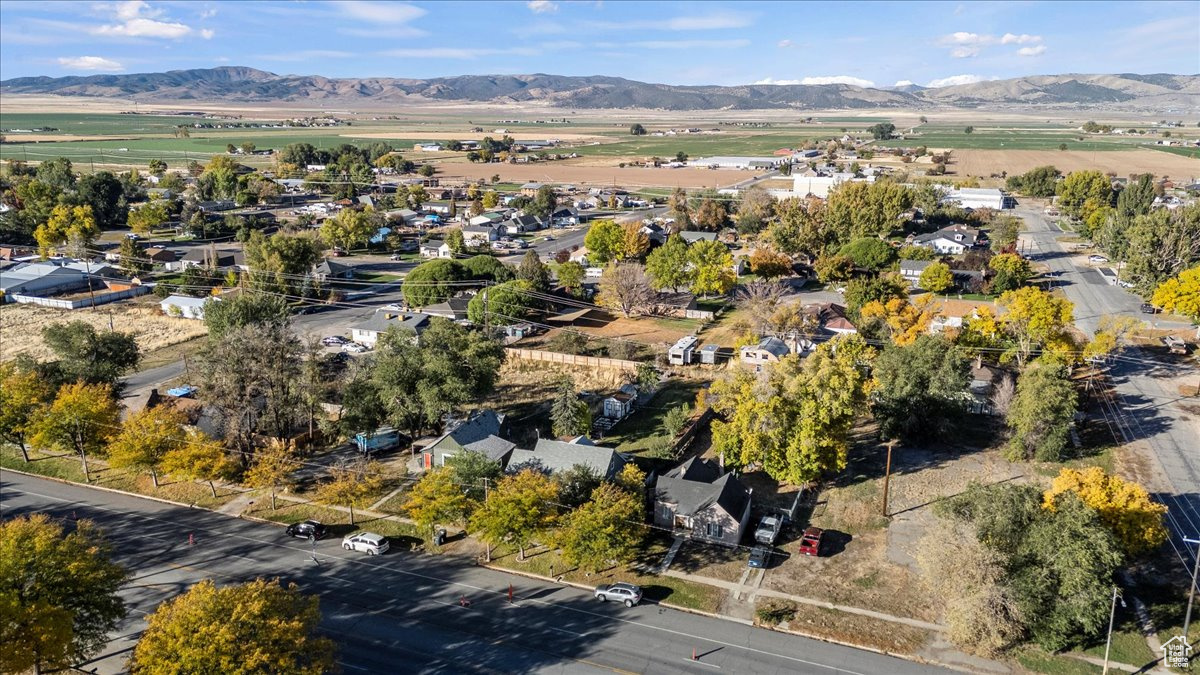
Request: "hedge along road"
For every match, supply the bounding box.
[1,471,949,675]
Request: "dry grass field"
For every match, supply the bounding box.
[435,161,755,190]
[0,300,207,362]
[952,148,1200,177]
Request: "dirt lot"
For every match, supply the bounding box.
[0,299,207,362]
[952,148,1200,178]
[433,161,756,190]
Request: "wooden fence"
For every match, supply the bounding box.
[505,347,640,372]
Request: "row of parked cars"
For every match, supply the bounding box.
[322,335,368,353]
[285,520,391,555]
[747,513,824,569]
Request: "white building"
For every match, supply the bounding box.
[940,187,1008,210]
[791,173,876,199]
[161,295,215,320]
[692,156,790,170]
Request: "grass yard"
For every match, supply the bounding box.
[753,600,934,655]
[1013,648,1112,675]
[570,129,853,159]
[353,271,405,283]
[601,378,705,455]
[243,499,427,550]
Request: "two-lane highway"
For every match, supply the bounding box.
[1,471,947,674]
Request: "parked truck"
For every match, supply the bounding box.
[354,427,400,454]
[754,515,783,545]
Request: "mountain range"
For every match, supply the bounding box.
[2,67,1197,111]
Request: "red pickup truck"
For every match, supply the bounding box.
[798,527,823,557]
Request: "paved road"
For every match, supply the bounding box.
[1,472,948,675]
[1017,204,1200,564]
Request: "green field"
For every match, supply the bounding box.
[1149,144,1200,159]
[897,125,1142,151]
[571,130,845,158]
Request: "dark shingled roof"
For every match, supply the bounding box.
[654,457,750,519]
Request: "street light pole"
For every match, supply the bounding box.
[1102,585,1125,674]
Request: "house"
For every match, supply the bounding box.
[313,259,354,282]
[678,231,718,245]
[415,143,444,152]
[640,222,668,245]
[602,383,639,420]
[424,410,513,469]
[913,226,979,255]
[740,336,791,369]
[420,240,453,258]
[506,437,629,480]
[145,247,177,265]
[0,246,36,262]
[653,456,752,548]
[179,248,247,271]
[700,344,722,364]
[422,295,472,322]
[160,294,214,320]
[349,310,432,348]
[501,215,544,235]
[668,335,699,365]
[462,225,500,247]
[520,182,544,197]
[692,155,789,170]
[549,207,578,227]
[969,360,1011,415]
[899,259,934,284]
[805,302,857,335]
[0,263,93,299]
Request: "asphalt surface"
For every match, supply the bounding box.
[1017,204,1200,565]
[1,471,948,675]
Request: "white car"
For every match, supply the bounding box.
[342,532,390,555]
[1088,255,1109,263]
[321,336,346,346]
[342,342,368,353]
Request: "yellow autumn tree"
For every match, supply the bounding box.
[1151,266,1200,323]
[859,296,938,345]
[1043,467,1168,556]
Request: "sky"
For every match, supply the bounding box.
[1,0,1198,88]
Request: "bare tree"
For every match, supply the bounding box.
[990,373,1016,416]
[736,280,786,334]
[597,262,654,318]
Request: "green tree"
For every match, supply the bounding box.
[244,230,323,295]
[871,335,970,441]
[1005,360,1078,461]
[1056,170,1113,221]
[130,578,335,675]
[527,185,558,219]
[445,228,466,254]
[668,187,692,229]
[470,468,559,561]
[583,219,624,265]
[662,403,692,438]
[467,279,539,324]
[30,382,119,482]
[550,377,591,438]
[988,253,1033,293]
[320,207,377,252]
[688,239,735,298]
[0,362,55,462]
[117,236,152,275]
[838,237,896,270]
[127,200,168,234]
[446,450,502,504]
[996,287,1075,367]
[1124,205,1200,295]
[35,156,76,191]
[868,122,896,140]
[554,464,603,509]
[555,260,585,294]
[405,467,471,537]
[402,259,467,307]
[988,215,1022,253]
[41,321,139,387]
[462,254,512,282]
[843,273,908,320]
[964,126,974,134]
[76,171,127,229]
[629,123,647,135]
[918,261,954,293]
[202,293,291,340]
[0,513,127,675]
[107,405,188,488]
[825,181,913,239]
[645,234,693,291]
[160,429,237,498]
[558,482,645,572]
[770,196,837,258]
[148,158,167,176]
[516,250,550,290]
[813,254,855,283]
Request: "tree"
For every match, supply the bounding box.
[825,181,913,240]
[645,234,693,291]
[243,439,301,510]
[117,236,151,275]
[597,262,654,317]
[918,261,954,293]
[41,321,139,387]
[768,196,835,258]
[527,185,558,219]
[964,126,975,134]
[469,469,559,561]
[1043,467,1167,556]
[482,190,500,209]
[555,260,585,294]
[694,198,727,231]
[35,204,99,257]
[734,186,776,234]
[668,187,691,229]
[843,273,908,321]
[107,405,188,487]
[516,250,550,290]
[871,335,970,441]
[748,247,792,280]
[0,513,127,675]
[988,252,1033,293]
[736,280,786,334]
[202,292,290,340]
[629,123,647,135]
[244,230,324,295]
[988,215,1022,253]
[1005,165,1060,197]
[860,295,938,345]
[688,239,735,298]
[29,382,119,482]
[317,459,384,525]
[996,287,1075,367]
[1151,266,1200,323]
[405,467,471,537]
[402,259,467,307]
[583,219,624,265]
[320,207,376,252]
[1125,205,1200,295]
[0,362,54,462]
[813,254,854,283]
[663,403,693,439]
[467,279,538,324]
[148,158,167,176]
[446,450,502,504]
[838,237,895,270]
[1005,359,1078,462]
[127,200,168,234]
[130,578,335,675]
[868,122,896,140]
[35,156,76,191]
[550,377,591,438]
[555,463,603,509]
[558,482,645,572]
[619,220,650,260]
[160,429,237,498]
[1056,170,1113,221]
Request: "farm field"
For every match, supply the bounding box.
[951,148,1200,177]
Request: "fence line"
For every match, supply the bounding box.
[8,286,149,309]
[505,347,640,372]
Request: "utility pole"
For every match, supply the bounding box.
[1102,585,1125,674]
[881,440,895,517]
[1183,537,1200,648]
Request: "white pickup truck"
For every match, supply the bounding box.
[754,515,783,545]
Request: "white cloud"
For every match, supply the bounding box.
[951,46,979,58]
[335,1,425,23]
[199,28,214,39]
[753,75,875,88]
[777,39,794,48]
[1017,45,1046,56]
[942,31,988,45]
[57,55,123,70]
[926,74,985,88]
[894,80,915,87]
[1000,33,1041,45]
[527,0,558,13]
[91,1,200,39]
[379,47,539,59]
[666,12,753,30]
[632,39,751,49]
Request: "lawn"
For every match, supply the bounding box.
[353,271,405,283]
[1014,648,1110,675]
[600,379,705,455]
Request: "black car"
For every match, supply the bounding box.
[285,520,328,540]
[1140,303,1158,315]
[748,545,772,569]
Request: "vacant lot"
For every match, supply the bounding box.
[0,300,208,362]
[951,148,1200,178]
[435,160,757,190]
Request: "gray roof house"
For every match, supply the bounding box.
[678,231,718,245]
[313,258,354,281]
[506,437,629,480]
[653,457,752,548]
[422,295,472,322]
[423,410,514,468]
[899,259,934,284]
[912,226,979,255]
[349,310,433,348]
[740,336,791,369]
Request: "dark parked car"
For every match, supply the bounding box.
[285,520,328,540]
[1140,303,1158,315]
[748,545,771,568]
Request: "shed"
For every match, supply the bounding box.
[668,335,699,366]
[700,344,721,364]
